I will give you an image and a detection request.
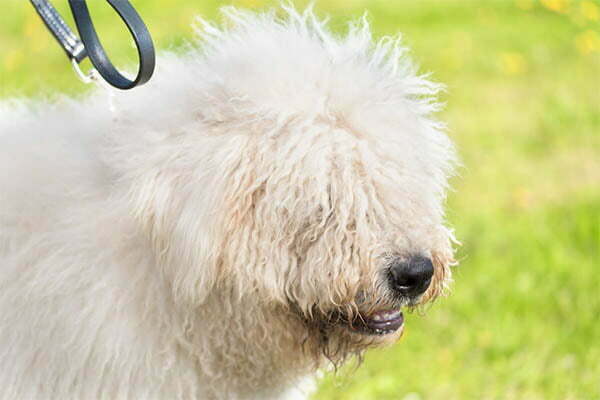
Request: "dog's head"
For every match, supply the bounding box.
[126,6,457,366]
[207,113,457,363]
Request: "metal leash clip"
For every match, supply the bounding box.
[30,0,155,90]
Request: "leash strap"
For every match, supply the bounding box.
[30,0,155,90]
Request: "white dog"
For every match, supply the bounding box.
[0,5,457,399]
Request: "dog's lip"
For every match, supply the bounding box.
[350,309,404,335]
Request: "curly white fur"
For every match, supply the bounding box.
[0,5,457,399]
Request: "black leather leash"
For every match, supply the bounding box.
[29,0,155,90]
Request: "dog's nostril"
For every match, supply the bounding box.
[389,255,434,297]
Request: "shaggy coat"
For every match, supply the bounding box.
[0,6,457,400]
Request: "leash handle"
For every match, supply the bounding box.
[29,0,155,90]
[30,0,87,62]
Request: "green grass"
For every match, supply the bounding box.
[2,0,599,398]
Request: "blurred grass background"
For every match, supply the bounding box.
[1,0,599,398]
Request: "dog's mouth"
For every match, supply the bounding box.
[346,309,404,336]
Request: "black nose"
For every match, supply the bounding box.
[389,255,434,297]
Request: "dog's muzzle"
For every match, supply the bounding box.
[344,255,434,336]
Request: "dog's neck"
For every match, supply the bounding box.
[169,290,320,398]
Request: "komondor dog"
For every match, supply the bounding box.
[0,5,457,400]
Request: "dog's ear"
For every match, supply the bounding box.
[128,170,221,305]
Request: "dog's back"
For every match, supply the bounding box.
[0,100,172,398]
[0,101,109,256]
[0,93,226,398]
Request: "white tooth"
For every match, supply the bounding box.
[372,314,383,321]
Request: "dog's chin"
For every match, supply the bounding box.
[293,304,407,366]
[323,308,405,356]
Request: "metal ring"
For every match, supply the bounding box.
[70,57,93,84]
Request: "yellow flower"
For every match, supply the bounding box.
[3,50,24,72]
[513,187,533,210]
[24,16,41,38]
[500,52,528,76]
[575,30,600,54]
[540,0,570,13]
[580,1,600,22]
